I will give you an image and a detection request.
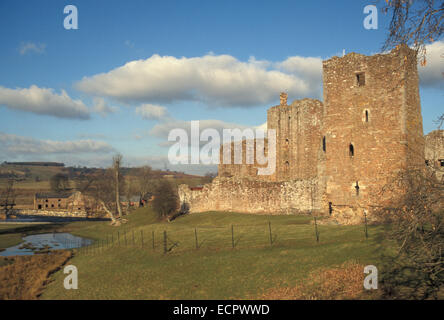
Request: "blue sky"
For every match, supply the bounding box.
[0,0,442,173]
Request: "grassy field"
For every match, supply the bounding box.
[0,225,28,250]
[39,207,385,300]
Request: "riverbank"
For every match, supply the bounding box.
[0,221,94,300]
[0,223,68,251]
[0,250,73,299]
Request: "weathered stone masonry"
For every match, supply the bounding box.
[179,46,436,223]
[179,177,318,215]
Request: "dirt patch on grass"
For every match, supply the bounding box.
[0,250,73,300]
[259,261,379,300]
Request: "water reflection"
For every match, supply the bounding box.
[0,233,93,257]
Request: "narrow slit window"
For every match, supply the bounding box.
[322,136,326,152]
[365,110,369,122]
[349,144,354,157]
[328,202,333,215]
[357,73,365,86]
[355,181,360,196]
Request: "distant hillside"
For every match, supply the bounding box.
[0,163,68,181]
[4,162,65,167]
[0,162,205,182]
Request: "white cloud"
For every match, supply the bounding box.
[419,41,444,89]
[150,118,256,147]
[277,56,323,87]
[76,133,107,139]
[75,54,322,107]
[0,85,91,119]
[19,42,46,55]
[135,104,170,120]
[92,97,118,117]
[0,132,114,157]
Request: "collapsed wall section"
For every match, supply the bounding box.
[178,177,320,215]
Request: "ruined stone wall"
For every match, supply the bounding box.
[179,177,320,215]
[267,98,323,181]
[218,139,271,181]
[425,130,444,181]
[218,95,323,183]
[321,45,425,218]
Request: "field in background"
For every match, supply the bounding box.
[0,162,209,209]
[40,207,385,299]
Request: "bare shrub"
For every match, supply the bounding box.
[377,169,444,299]
[152,180,179,220]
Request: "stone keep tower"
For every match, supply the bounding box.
[267,93,323,181]
[321,45,425,214]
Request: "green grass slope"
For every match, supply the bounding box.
[40,207,384,299]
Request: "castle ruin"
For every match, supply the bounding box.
[179,45,430,224]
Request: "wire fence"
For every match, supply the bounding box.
[73,217,372,256]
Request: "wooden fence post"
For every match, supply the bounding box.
[268,221,273,246]
[231,225,235,249]
[364,211,369,239]
[314,217,319,243]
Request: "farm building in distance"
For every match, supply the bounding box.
[34,192,91,212]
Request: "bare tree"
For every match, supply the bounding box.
[50,173,69,192]
[78,169,118,224]
[123,174,140,212]
[0,179,16,219]
[134,165,154,203]
[434,113,444,129]
[152,180,179,219]
[381,0,444,63]
[113,154,123,219]
[378,168,443,299]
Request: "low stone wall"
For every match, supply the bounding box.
[179,177,322,215]
[18,209,88,218]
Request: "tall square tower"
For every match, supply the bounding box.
[321,45,425,215]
